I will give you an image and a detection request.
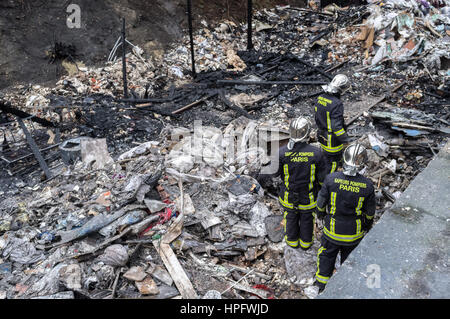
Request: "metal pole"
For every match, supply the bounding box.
[16,117,52,180]
[247,0,253,50]
[187,0,196,77]
[122,18,128,99]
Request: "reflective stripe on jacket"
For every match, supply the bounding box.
[275,142,327,210]
[314,93,348,154]
[316,172,375,245]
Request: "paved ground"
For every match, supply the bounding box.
[318,139,450,299]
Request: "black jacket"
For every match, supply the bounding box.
[266,141,327,211]
[317,171,375,245]
[314,93,349,154]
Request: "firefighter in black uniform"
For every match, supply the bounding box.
[314,74,350,175]
[259,117,327,250]
[314,143,375,292]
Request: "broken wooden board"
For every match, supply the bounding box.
[162,213,184,245]
[153,240,198,299]
[345,81,406,126]
[344,96,386,126]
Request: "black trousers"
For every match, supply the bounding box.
[323,152,343,175]
[315,236,358,287]
[283,208,315,249]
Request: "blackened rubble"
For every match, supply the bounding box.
[0,1,449,299]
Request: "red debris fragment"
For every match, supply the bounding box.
[251,284,275,299]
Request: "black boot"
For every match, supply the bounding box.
[314,280,325,293]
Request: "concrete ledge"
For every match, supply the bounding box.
[318,139,450,299]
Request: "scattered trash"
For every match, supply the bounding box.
[0,1,447,300]
[118,141,159,161]
[96,244,129,267]
[135,276,160,295]
[385,159,397,173]
[148,264,174,287]
[59,137,91,165]
[202,289,222,299]
[144,199,168,213]
[80,138,114,170]
[2,235,45,265]
[31,291,75,299]
[368,133,390,157]
[123,266,147,282]
[57,211,126,245]
[264,215,285,243]
[303,285,319,299]
[99,210,147,237]
[59,264,82,290]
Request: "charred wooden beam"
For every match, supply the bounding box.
[0,101,56,128]
[289,90,323,104]
[381,188,396,203]
[217,79,327,86]
[247,90,283,111]
[309,27,333,44]
[171,91,218,115]
[324,60,348,73]
[423,91,443,99]
[417,102,450,107]
[116,94,183,104]
[292,56,333,80]
[219,90,254,119]
[257,65,279,76]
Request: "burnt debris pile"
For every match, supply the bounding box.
[0,1,449,299]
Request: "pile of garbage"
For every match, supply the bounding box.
[2,2,449,123]
[358,0,450,72]
[0,118,297,299]
[0,114,444,299]
[0,2,449,299]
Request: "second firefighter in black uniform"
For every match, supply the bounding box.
[314,74,350,175]
[260,117,327,250]
[314,143,376,292]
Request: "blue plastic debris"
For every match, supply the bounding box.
[391,126,430,137]
[39,232,55,243]
[0,262,12,274]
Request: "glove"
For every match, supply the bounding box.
[362,219,373,232]
[256,173,271,189]
[315,207,326,220]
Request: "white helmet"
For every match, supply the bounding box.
[343,144,368,176]
[287,117,311,149]
[289,117,311,143]
[322,74,350,94]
